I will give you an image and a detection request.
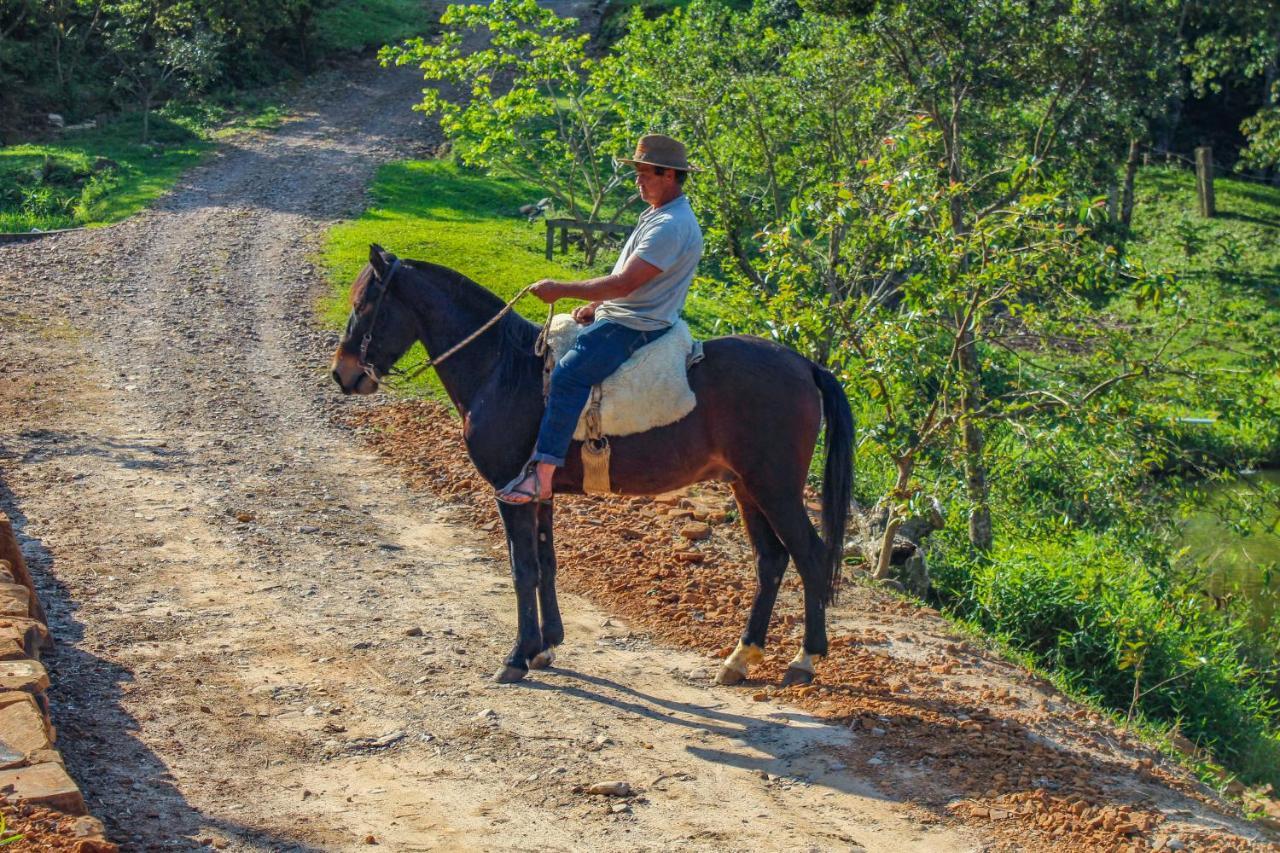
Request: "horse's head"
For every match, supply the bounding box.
[331,244,420,395]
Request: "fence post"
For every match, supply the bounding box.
[1195,146,1216,218]
[545,220,554,260]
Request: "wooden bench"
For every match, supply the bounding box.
[544,218,632,260]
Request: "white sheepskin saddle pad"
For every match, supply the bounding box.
[545,314,698,440]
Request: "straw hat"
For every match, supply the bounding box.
[617,133,699,172]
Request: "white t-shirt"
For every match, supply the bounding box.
[595,194,703,331]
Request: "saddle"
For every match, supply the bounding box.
[543,315,704,494]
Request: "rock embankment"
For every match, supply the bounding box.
[0,513,115,851]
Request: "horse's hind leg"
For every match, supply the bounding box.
[530,501,563,670]
[493,501,544,683]
[716,491,789,686]
[757,495,829,687]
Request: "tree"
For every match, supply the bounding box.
[103,0,223,141]
[383,0,632,261]
[798,0,1182,550]
[753,114,1210,577]
[1182,0,1280,172]
[1240,86,1280,170]
[43,0,106,107]
[603,2,797,287]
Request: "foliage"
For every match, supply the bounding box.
[102,0,225,141]
[1181,0,1280,169]
[382,0,635,261]
[605,0,1196,556]
[931,530,1280,785]
[0,0,426,227]
[0,0,430,142]
[1240,86,1280,171]
[604,4,901,287]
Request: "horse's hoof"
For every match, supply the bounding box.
[780,666,814,687]
[529,647,556,670]
[492,664,528,683]
[715,664,747,686]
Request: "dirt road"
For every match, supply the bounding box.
[0,41,1274,853]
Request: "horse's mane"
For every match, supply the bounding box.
[401,259,542,390]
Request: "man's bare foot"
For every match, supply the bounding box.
[496,461,556,505]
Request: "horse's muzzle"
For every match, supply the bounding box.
[330,351,378,395]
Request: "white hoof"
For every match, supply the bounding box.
[714,641,763,686]
[780,648,821,687]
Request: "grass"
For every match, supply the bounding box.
[1123,167,1280,465]
[0,98,287,233]
[315,0,432,53]
[1129,167,1280,277]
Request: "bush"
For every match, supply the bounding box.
[931,531,1280,785]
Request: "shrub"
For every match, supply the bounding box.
[931,531,1280,784]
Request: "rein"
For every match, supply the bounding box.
[355,263,556,388]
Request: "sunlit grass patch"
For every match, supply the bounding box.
[316,0,433,53]
[0,100,286,232]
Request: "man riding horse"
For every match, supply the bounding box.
[331,131,852,686]
[496,133,703,505]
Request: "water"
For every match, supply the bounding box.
[1179,470,1280,634]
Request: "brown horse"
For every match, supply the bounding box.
[331,245,854,686]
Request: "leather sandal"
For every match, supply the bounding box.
[496,461,549,505]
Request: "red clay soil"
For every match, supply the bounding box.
[345,400,1280,853]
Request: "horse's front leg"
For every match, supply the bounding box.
[717,493,789,685]
[528,500,563,669]
[493,500,544,683]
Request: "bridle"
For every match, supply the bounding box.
[347,259,556,389]
[354,259,402,382]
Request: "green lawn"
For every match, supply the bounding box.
[0,93,292,233]
[319,159,614,399]
[1123,167,1280,466]
[315,0,432,53]
[0,113,208,232]
[1129,167,1280,280]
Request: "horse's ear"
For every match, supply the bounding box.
[368,243,392,276]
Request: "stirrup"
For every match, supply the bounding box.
[496,461,550,505]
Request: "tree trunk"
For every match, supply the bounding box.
[1121,137,1140,227]
[54,27,65,91]
[141,91,152,143]
[873,460,914,579]
[957,319,992,551]
[296,8,314,73]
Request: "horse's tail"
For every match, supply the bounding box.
[814,364,854,605]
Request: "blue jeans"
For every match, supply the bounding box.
[533,320,671,466]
